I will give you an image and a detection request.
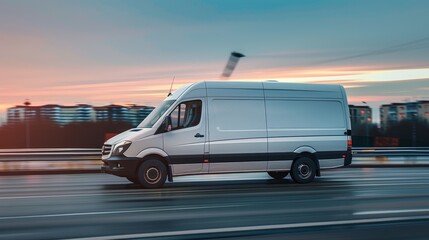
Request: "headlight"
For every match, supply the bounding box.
[112,141,132,156]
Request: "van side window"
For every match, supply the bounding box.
[169,100,202,130]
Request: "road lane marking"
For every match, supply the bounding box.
[0,204,245,221]
[0,192,147,200]
[2,181,429,200]
[354,208,429,215]
[64,215,429,240]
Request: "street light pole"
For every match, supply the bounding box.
[412,114,417,147]
[362,101,370,146]
[24,99,31,148]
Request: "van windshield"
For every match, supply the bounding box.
[138,100,175,128]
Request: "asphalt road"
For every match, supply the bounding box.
[1,168,429,240]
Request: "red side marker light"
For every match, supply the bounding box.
[204,159,209,163]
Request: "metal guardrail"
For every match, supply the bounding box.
[0,147,428,174]
[0,148,101,162]
[352,147,429,156]
[0,148,102,173]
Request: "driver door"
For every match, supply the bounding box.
[163,99,207,175]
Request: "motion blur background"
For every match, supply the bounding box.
[1,1,429,239]
[0,0,429,149]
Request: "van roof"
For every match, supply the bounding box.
[167,80,343,101]
[204,80,341,92]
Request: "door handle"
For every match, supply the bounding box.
[194,133,204,138]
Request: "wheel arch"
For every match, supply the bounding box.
[135,149,173,182]
[293,151,321,177]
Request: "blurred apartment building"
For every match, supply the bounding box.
[380,101,429,129]
[349,105,372,129]
[7,104,154,126]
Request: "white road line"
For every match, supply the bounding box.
[327,177,429,181]
[2,181,429,200]
[0,191,148,200]
[354,208,429,215]
[64,215,429,240]
[0,204,245,221]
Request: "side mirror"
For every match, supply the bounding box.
[164,116,172,132]
[155,116,172,134]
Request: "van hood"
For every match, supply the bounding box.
[104,128,152,145]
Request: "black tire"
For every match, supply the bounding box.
[290,157,316,184]
[137,159,167,189]
[126,176,139,184]
[268,171,289,180]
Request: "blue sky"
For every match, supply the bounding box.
[0,0,428,123]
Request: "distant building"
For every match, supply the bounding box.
[127,105,155,126]
[40,105,61,124]
[418,101,429,119]
[380,101,429,129]
[7,104,154,126]
[7,106,40,124]
[94,105,129,123]
[349,105,372,129]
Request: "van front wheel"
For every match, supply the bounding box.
[268,171,289,180]
[137,159,167,189]
[290,157,316,184]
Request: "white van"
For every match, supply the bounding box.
[101,81,352,188]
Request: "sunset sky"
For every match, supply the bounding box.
[1,0,428,124]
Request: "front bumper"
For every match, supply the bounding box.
[101,156,140,178]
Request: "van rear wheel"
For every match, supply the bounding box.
[137,159,167,189]
[268,171,289,180]
[290,157,316,183]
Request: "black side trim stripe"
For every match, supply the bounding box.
[210,153,267,163]
[315,151,348,160]
[169,155,203,164]
[269,153,296,161]
[169,151,349,164]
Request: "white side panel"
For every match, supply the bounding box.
[209,138,267,154]
[269,136,347,153]
[267,160,292,171]
[209,98,267,141]
[209,162,267,173]
[172,164,206,176]
[266,99,346,137]
[340,85,352,131]
[207,97,268,173]
[265,98,347,171]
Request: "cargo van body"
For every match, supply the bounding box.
[101,81,352,188]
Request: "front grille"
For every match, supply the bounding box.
[102,144,112,156]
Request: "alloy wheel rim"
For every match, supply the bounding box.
[145,167,161,183]
[298,164,311,179]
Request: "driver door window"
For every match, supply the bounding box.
[169,100,202,131]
